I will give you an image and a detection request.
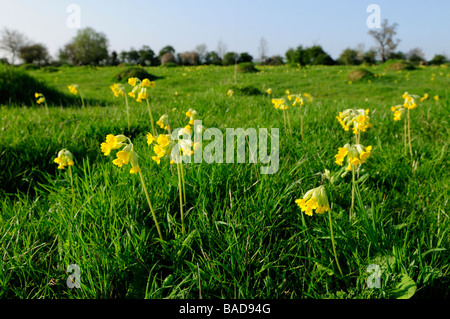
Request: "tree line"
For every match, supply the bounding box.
[0,20,448,67]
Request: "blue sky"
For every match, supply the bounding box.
[1,0,449,61]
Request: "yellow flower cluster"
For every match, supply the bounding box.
[54,149,74,170]
[101,134,141,174]
[148,109,202,164]
[35,92,46,104]
[336,109,372,135]
[110,83,126,98]
[295,185,330,216]
[68,85,78,95]
[271,98,288,110]
[128,77,156,102]
[227,89,234,97]
[334,143,372,171]
[156,114,170,131]
[390,92,426,121]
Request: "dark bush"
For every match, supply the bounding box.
[383,59,415,71]
[229,84,262,96]
[237,62,259,73]
[347,68,374,82]
[112,67,158,82]
[262,55,284,66]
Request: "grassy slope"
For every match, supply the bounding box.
[0,64,449,298]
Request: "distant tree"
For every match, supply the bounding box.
[204,51,222,65]
[361,49,377,64]
[304,45,335,65]
[337,48,361,65]
[285,46,309,65]
[58,27,108,65]
[429,54,448,65]
[195,44,208,64]
[160,52,177,65]
[119,51,128,64]
[223,52,238,66]
[238,52,253,63]
[217,40,227,59]
[262,55,284,66]
[407,47,426,65]
[258,37,268,63]
[178,51,200,66]
[126,48,140,65]
[19,43,50,66]
[388,51,406,60]
[158,45,175,59]
[109,51,119,66]
[0,28,29,64]
[139,45,157,66]
[368,19,400,62]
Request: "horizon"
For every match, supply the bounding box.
[1,0,449,63]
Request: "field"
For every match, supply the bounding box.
[0,62,449,299]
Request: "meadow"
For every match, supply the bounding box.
[0,62,448,299]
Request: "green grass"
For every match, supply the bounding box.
[0,63,449,299]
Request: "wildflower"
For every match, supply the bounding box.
[110,83,125,98]
[101,134,127,156]
[334,143,372,172]
[128,77,138,87]
[271,98,288,110]
[54,149,75,170]
[434,95,439,101]
[266,88,272,95]
[186,108,199,125]
[156,114,170,131]
[336,109,372,140]
[402,92,419,109]
[35,92,46,105]
[68,85,78,95]
[419,93,429,102]
[295,185,330,217]
[227,89,234,97]
[391,105,405,121]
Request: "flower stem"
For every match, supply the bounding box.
[146,99,156,136]
[328,208,344,277]
[69,165,75,207]
[300,114,304,140]
[407,108,412,157]
[351,166,355,220]
[176,160,185,236]
[286,109,292,136]
[282,108,287,132]
[138,171,163,243]
[404,117,407,156]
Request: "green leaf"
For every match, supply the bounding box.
[388,274,417,299]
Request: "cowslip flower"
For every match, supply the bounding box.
[68,85,78,95]
[156,114,170,131]
[402,92,419,109]
[35,92,46,104]
[336,109,372,135]
[110,83,126,98]
[54,149,75,170]
[101,133,163,242]
[295,185,330,216]
[266,88,272,95]
[390,105,405,121]
[227,89,234,97]
[295,184,343,276]
[128,77,157,134]
[334,143,372,172]
[101,134,141,174]
[271,98,288,110]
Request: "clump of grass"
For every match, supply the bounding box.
[347,68,374,82]
[383,59,415,71]
[237,62,259,73]
[113,67,158,83]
